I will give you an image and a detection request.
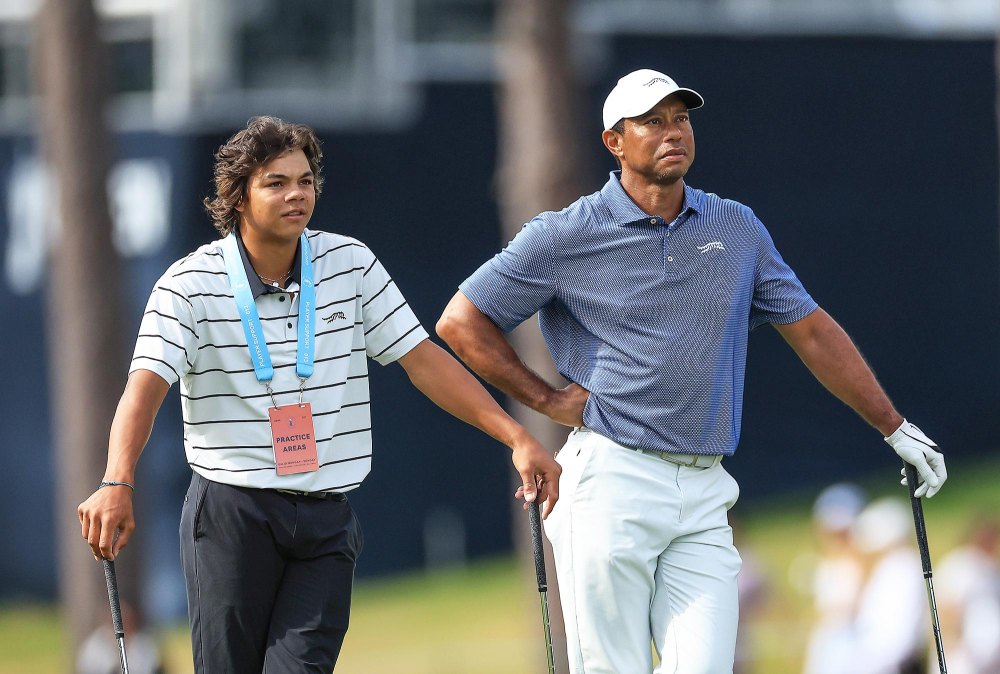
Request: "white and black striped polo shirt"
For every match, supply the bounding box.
[131,228,428,493]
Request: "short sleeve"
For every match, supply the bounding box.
[749,217,818,330]
[130,274,200,385]
[459,218,557,332]
[358,245,428,365]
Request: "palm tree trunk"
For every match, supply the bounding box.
[34,0,135,660]
[496,0,589,670]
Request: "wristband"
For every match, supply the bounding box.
[99,480,135,492]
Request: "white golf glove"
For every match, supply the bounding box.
[885,420,947,498]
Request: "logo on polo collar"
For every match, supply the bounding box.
[697,241,725,254]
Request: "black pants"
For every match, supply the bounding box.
[180,472,363,673]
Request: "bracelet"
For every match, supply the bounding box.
[99,480,135,492]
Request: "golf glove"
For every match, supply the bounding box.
[885,420,947,498]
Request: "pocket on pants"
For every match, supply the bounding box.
[347,501,364,561]
[545,431,597,542]
[720,465,740,510]
[180,472,211,541]
[556,431,598,498]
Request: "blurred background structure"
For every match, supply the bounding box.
[0,0,998,672]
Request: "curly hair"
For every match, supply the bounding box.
[203,116,325,236]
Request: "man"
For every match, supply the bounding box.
[78,116,560,673]
[436,69,947,673]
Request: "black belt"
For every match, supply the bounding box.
[273,489,346,501]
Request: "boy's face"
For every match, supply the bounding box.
[237,149,315,245]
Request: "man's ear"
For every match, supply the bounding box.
[602,128,624,160]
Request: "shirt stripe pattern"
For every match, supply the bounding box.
[460,172,817,456]
[131,229,428,492]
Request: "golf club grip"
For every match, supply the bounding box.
[903,462,933,574]
[102,559,125,638]
[527,501,547,592]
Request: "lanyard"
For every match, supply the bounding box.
[221,232,316,403]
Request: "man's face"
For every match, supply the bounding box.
[236,149,316,244]
[607,94,695,185]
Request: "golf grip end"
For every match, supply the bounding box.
[527,501,547,591]
[102,559,125,637]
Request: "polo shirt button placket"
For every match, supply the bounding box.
[285,294,296,333]
[661,219,675,267]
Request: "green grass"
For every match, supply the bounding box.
[3,454,996,673]
[0,605,65,674]
[0,561,540,674]
[337,558,539,674]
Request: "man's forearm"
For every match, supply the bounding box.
[437,293,558,416]
[775,308,903,436]
[779,310,947,497]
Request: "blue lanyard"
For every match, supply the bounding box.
[221,232,316,391]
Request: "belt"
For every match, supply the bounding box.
[574,427,723,469]
[274,489,346,501]
[630,446,722,468]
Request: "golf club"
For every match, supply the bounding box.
[102,558,130,674]
[527,500,556,674]
[904,462,947,673]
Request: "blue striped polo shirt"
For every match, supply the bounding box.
[460,172,817,456]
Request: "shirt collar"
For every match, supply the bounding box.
[601,171,703,226]
[235,229,302,298]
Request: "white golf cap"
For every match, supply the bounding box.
[602,69,704,130]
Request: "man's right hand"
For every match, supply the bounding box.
[544,383,591,427]
[511,433,562,519]
[78,485,135,561]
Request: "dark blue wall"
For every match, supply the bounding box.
[620,37,999,493]
[2,36,997,612]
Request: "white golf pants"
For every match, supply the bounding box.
[544,428,742,674]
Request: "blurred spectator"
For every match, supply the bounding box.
[803,483,867,674]
[850,497,927,674]
[933,516,1000,674]
[77,601,164,674]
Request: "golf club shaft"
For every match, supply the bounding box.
[102,559,130,674]
[904,463,947,674]
[528,501,556,674]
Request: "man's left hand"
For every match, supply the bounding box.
[885,420,947,498]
